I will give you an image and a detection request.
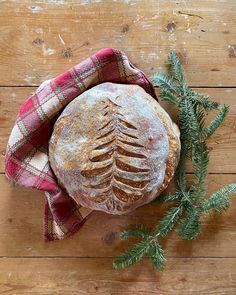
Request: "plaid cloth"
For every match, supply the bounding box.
[5,48,157,241]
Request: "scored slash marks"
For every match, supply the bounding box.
[81,98,151,210]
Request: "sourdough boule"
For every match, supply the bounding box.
[49,82,180,214]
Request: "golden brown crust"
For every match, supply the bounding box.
[49,83,180,214]
[150,102,180,198]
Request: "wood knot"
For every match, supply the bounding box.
[122,24,129,33]
[62,47,73,58]
[32,37,44,46]
[228,44,236,58]
[166,22,176,33]
[103,231,116,245]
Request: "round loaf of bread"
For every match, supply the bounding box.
[49,83,180,214]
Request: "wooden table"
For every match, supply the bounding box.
[0,1,236,294]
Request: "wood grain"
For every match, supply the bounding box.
[1,173,236,258]
[0,0,236,86]
[0,257,235,294]
[1,0,236,292]
[1,87,235,173]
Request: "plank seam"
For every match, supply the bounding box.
[0,256,235,259]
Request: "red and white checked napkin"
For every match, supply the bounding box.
[5,48,157,241]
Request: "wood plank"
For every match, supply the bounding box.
[0,257,236,294]
[0,1,236,86]
[1,87,235,173]
[1,173,236,258]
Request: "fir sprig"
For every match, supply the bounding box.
[113,51,236,271]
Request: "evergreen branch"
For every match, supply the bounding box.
[160,88,180,105]
[204,105,229,139]
[192,141,209,198]
[190,92,219,111]
[120,224,149,240]
[114,50,236,272]
[195,107,206,136]
[179,98,200,144]
[177,207,201,240]
[151,72,178,93]
[155,206,183,238]
[166,51,185,85]
[113,238,151,270]
[152,192,182,204]
[149,241,166,270]
[202,184,236,213]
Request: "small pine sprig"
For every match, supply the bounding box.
[113,238,151,269]
[202,183,236,213]
[113,51,236,271]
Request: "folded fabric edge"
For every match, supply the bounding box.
[44,198,92,242]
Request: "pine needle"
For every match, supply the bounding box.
[151,72,178,93]
[113,239,150,270]
[179,98,200,144]
[202,183,236,213]
[155,206,183,238]
[167,51,185,83]
[190,92,219,111]
[204,105,229,139]
[160,88,180,105]
[177,207,201,240]
[149,241,166,270]
[192,141,209,197]
[120,225,149,240]
[152,192,182,204]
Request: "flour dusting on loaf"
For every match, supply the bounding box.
[49,83,180,214]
